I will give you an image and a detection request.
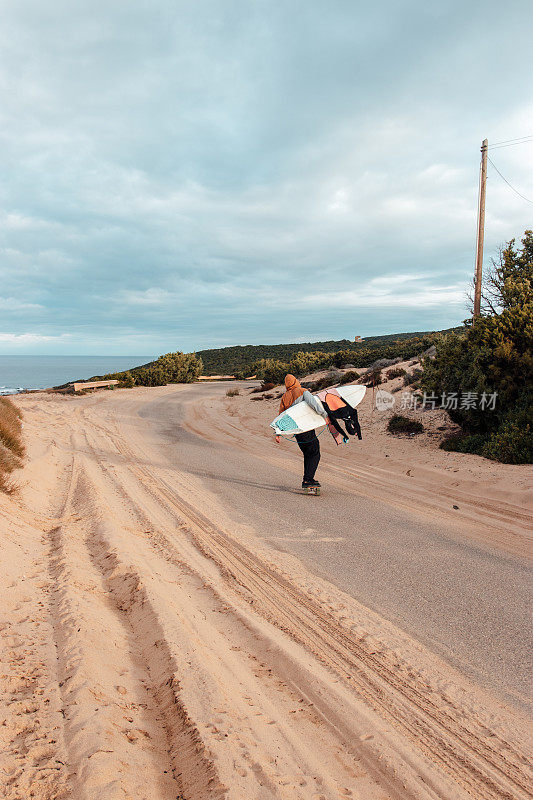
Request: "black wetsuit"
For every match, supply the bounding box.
[322,400,362,440]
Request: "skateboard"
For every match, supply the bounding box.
[303,486,321,496]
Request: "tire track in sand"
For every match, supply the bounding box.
[45,442,226,800]
[84,409,532,800]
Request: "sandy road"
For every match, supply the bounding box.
[145,383,533,710]
[1,384,532,800]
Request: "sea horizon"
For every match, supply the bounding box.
[0,355,155,395]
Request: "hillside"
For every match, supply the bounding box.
[197,327,463,375]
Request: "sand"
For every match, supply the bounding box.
[0,383,531,800]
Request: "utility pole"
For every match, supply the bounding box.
[473,138,488,318]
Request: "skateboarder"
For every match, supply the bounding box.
[276,374,327,491]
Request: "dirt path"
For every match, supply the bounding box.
[1,385,531,800]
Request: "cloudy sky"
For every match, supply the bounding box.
[1,0,532,354]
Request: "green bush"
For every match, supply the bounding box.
[481,404,533,463]
[422,230,532,463]
[440,433,487,454]
[439,420,533,465]
[253,359,288,385]
[118,371,135,388]
[132,352,203,386]
[387,414,424,434]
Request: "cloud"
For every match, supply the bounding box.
[0,333,70,344]
[0,1,531,353]
[0,297,43,310]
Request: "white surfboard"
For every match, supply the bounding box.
[317,384,366,409]
[270,384,366,436]
[270,399,326,435]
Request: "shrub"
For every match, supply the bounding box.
[442,404,533,464]
[226,388,240,397]
[386,367,407,380]
[387,414,424,434]
[440,433,487,454]
[481,405,533,464]
[253,359,288,385]
[404,368,423,386]
[339,370,360,385]
[118,371,135,388]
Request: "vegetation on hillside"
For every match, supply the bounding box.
[422,230,532,464]
[251,333,445,385]
[197,328,461,376]
[0,397,24,492]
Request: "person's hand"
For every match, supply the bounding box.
[275,435,281,444]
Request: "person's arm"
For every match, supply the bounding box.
[302,390,327,418]
[350,408,362,439]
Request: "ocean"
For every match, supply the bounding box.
[0,355,155,394]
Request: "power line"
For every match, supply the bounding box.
[489,135,533,150]
[491,134,533,146]
[488,156,533,204]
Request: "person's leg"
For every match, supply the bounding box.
[296,440,310,484]
[296,439,319,484]
[306,436,321,483]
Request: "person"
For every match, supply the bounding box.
[276,374,327,489]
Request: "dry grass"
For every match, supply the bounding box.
[0,397,24,492]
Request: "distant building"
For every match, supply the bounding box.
[354,335,364,343]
